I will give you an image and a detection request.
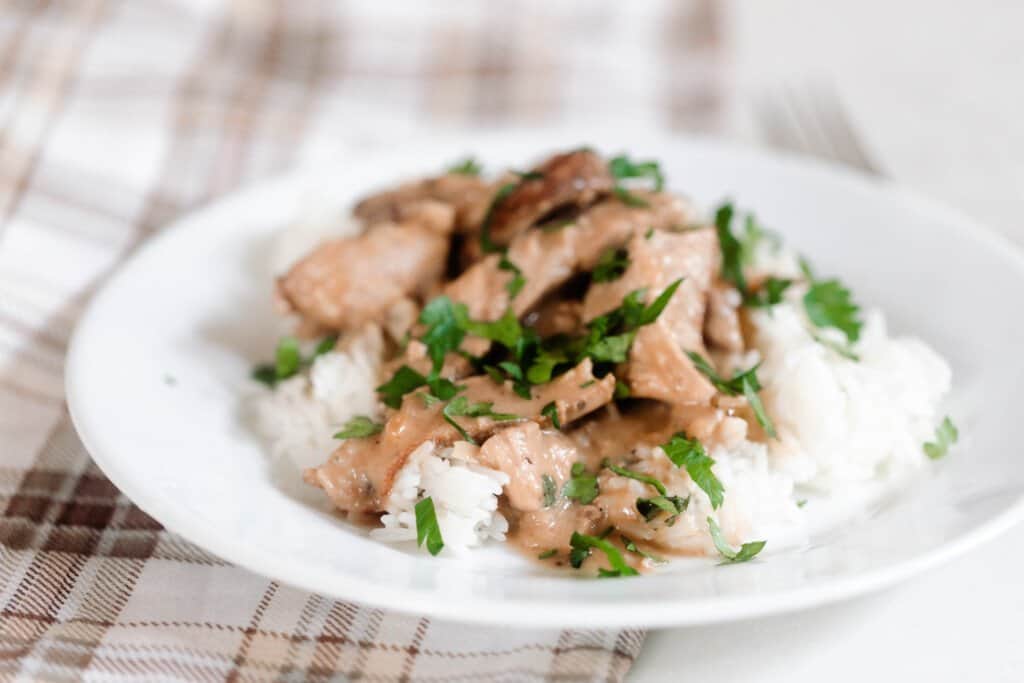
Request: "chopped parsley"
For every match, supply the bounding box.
[441,395,517,444]
[579,380,596,388]
[569,532,639,577]
[707,517,765,564]
[621,535,664,564]
[415,497,444,556]
[333,416,383,439]
[603,460,666,495]
[685,352,777,438]
[537,548,557,560]
[376,365,428,409]
[592,248,630,283]
[479,182,518,254]
[447,157,482,176]
[923,416,958,460]
[714,203,748,294]
[541,474,558,507]
[253,334,338,387]
[644,227,655,240]
[562,462,599,504]
[715,203,793,309]
[608,155,665,208]
[541,401,561,430]
[419,296,467,375]
[799,259,862,345]
[661,433,724,509]
[498,255,526,298]
[804,278,862,343]
[614,380,631,400]
[636,495,688,524]
[744,277,793,308]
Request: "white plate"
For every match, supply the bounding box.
[66,130,1024,628]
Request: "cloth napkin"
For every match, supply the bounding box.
[0,1,724,680]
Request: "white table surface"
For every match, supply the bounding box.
[634,1,1024,679]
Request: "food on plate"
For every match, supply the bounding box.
[252,148,956,576]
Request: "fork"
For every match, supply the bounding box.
[755,83,885,177]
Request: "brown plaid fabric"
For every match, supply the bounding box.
[0,1,724,680]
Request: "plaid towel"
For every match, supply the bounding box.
[0,1,723,680]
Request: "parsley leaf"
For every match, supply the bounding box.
[636,495,689,523]
[621,535,665,563]
[592,248,630,283]
[661,433,724,510]
[333,416,383,439]
[275,337,302,379]
[707,517,765,563]
[415,497,444,556]
[419,296,467,376]
[459,307,522,349]
[254,334,340,387]
[714,203,747,294]
[479,182,518,254]
[447,157,482,176]
[923,416,958,460]
[804,278,862,343]
[541,474,557,507]
[441,395,518,444]
[498,255,526,298]
[608,155,665,191]
[609,155,664,208]
[541,401,561,430]
[812,333,860,362]
[603,460,667,495]
[538,548,557,560]
[744,277,793,308]
[685,353,777,438]
[562,462,599,504]
[569,532,639,577]
[376,365,427,409]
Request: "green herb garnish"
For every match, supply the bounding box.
[498,255,526,298]
[538,548,557,560]
[609,155,664,190]
[804,278,862,343]
[621,535,664,563]
[592,247,630,283]
[419,296,467,375]
[636,495,689,523]
[569,532,639,577]
[715,203,747,294]
[541,474,557,507]
[745,277,793,308]
[447,157,482,176]
[812,332,860,362]
[376,365,427,409]
[707,517,765,564]
[603,460,666,495]
[563,462,599,504]
[685,352,777,438]
[479,182,518,254]
[333,416,383,439]
[415,497,444,556]
[541,401,561,430]
[661,432,724,509]
[441,395,518,444]
[254,334,339,387]
[923,416,958,460]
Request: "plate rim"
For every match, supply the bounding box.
[66,129,1024,627]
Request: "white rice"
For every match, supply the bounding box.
[254,223,952,558]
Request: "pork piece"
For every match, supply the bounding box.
[354,173,494,233]
[446,192,690,322]
[704,282,744,352]
[477,422,580,511]
[483,149,614,248]
[277,206,453,331]
[583,227,719,405]
[304,359,615,512]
